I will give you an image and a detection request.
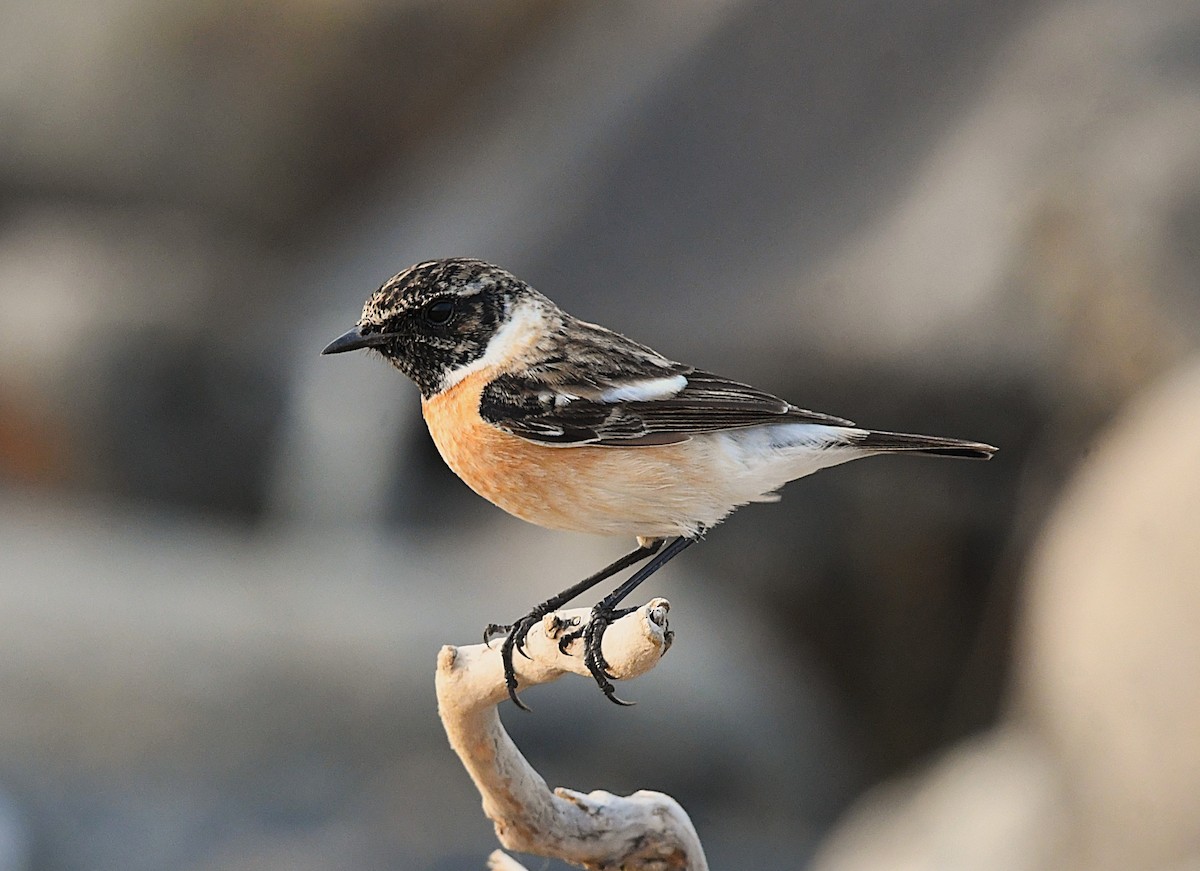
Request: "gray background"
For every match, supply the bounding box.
[1,0,1198,868]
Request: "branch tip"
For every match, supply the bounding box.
[437,644,458,670]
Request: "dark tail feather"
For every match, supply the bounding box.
[854,430,997,460]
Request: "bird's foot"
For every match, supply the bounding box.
[578,605,638,706]
[556,605,633,653]
[483,604,561,711]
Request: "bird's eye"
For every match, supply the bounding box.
[424,299,456,325]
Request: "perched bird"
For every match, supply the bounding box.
[323,258,996,707]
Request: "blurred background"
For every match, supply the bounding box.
[1,0,1199,868]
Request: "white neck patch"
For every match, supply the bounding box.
[439,297,547,392]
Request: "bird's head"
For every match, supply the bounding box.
[322,258,551,397]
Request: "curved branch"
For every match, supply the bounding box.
[436,598,708,870]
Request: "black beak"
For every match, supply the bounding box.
[321,326,392,355]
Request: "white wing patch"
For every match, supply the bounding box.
[597,374,688,403]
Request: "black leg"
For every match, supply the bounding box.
[576,536,696,705]
[487,539,664,710]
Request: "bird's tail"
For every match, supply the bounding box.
[852,429,997,460]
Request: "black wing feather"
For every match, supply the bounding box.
[479,368,853,447]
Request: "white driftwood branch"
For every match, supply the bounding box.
[436,598,709,870]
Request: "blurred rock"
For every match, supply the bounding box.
[811,356,1200,870]
[811,726,1062,871]
[1019,355,1200,871]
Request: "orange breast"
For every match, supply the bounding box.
[420,369,720,538]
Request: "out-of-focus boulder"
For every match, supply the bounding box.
[1019,356,1200,871]
[810,726,1062,871]
[811,356,1200,871]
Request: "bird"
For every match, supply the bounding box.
[322,258,996,708]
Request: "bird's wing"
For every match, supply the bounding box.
[479,367,854,447]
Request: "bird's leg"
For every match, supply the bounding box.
[575,536,696,705]
[483,539,663,647]
[486,539,664,711]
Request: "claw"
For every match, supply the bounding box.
[499,626,533,711]
[557,625,583,655]
[495,610,552,710]
[604,688,636,707]
[508,678,531,712]
[585,645,635,707]
[581,608,637,706]
[513,615,538,661]
[483,622,511,647]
